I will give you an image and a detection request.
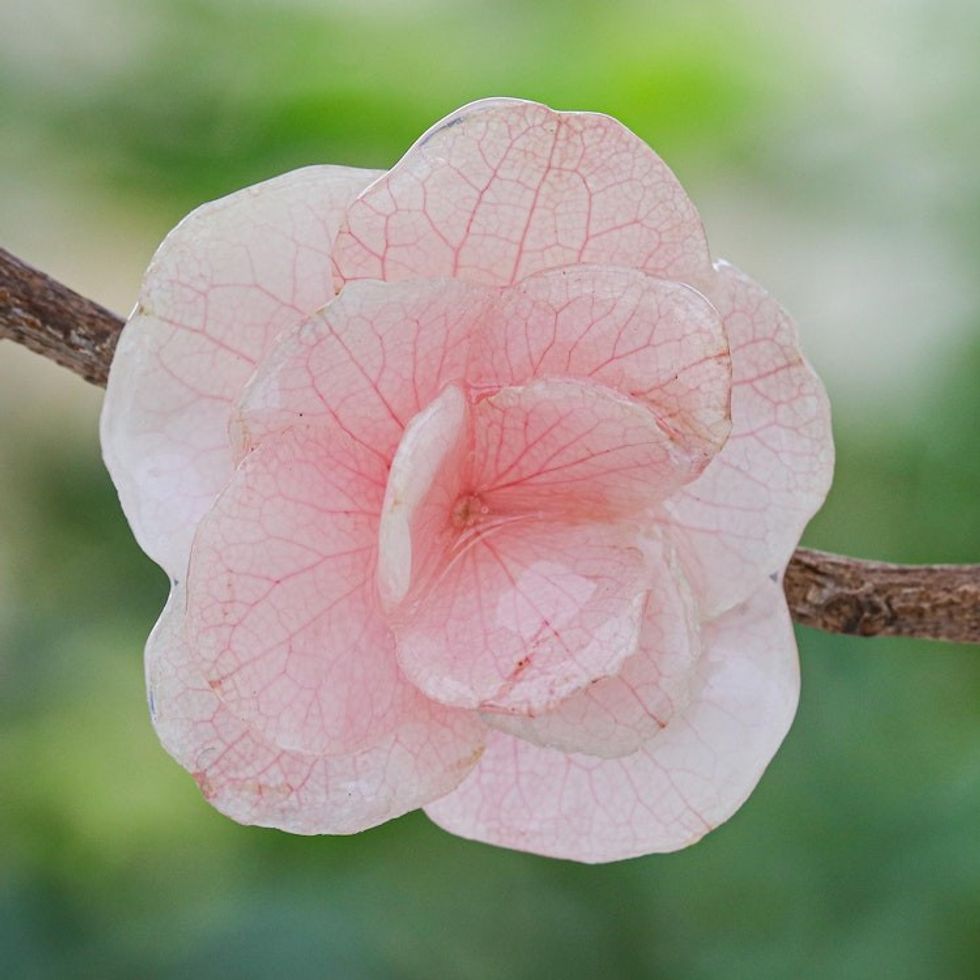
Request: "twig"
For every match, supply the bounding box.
[785,549,979,644]
[0,247,122,386]
[2,246,978,644]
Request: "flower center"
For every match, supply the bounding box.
[451,493,488,529]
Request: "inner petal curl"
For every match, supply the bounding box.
[376,377,703,713]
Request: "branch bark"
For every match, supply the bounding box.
[3,246,978,644]
[785,549,979,644]
[0,247,121,386]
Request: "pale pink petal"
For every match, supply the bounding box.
[468,266,731,461]
[377,384,470,610]
[184,421,442,757]
[471,377,708,520]
[662,260,835,616]
[101,165,381,578]
[425,579,799,863]
[333,98,711,289]
[148,589,485,835]
[234,277,492,462]
[485,536,701,758]
[392,520,649,714]
[375,376,684,613]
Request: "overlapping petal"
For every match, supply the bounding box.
[98,98,833,860]
[185,421,437,757]
[662,260,834,616]
[468,266,731,461]
[148,589,485,835]
[485,535,701,758]
[334,99,712,289]
[471,377,708,519]
[392,520,650,715]
[234,277,492,461]
[377,384,470,610]
[425,579,799,862]
[101,165,381,578]
[375,377,679,717]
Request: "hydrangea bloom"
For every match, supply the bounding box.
[101,99,833,862]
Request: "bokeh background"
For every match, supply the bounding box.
[2,1,978,977]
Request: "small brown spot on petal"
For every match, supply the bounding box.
[451,493,486,528]
[193,771,216,800]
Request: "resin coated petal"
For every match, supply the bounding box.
[100,98,830,858]
[334,99,712,289]
[663,261,835,616]
[101,165,381,578]
[184,422,433,757]
[470,266,731,461]
[393,521,649,714]
[485,536,701,758]
[425,579,799,862]
[377,384,470,610]
[148,590,486,835]
[472,378,704,518]
[235,277,492,462]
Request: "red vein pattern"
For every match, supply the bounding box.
[96,99,835,861]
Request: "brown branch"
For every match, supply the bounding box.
[785,549,979,644]
[2,246,979,644]
[0,247,122,386]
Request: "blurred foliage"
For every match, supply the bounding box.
[1,0,792,211]
[1,1,978,978]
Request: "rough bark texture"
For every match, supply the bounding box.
[2,246,978,644]
[785,548,980,644]
[0,247,123,386]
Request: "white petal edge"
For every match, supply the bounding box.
[425,578,799,863]
[101,164,381,579]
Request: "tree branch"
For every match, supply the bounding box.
[0,247,122,386]
[784,549,979,644]
[3,246,978,644]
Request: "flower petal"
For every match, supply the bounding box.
[484,536,701,758]
[334,98,711,288]
[392,520,649,714]
[377,383,470,610]
[425,579,799,863]
[184,421,438,757]
[471,377,709,519]
[234,277,492,463]
[662,260,835,616]
[148,589,485,835]
[469,266,731,461]
[101,165,381,578]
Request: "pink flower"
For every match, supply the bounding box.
[101,99,833,862]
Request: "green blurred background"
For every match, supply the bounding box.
[1,1,978,977]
